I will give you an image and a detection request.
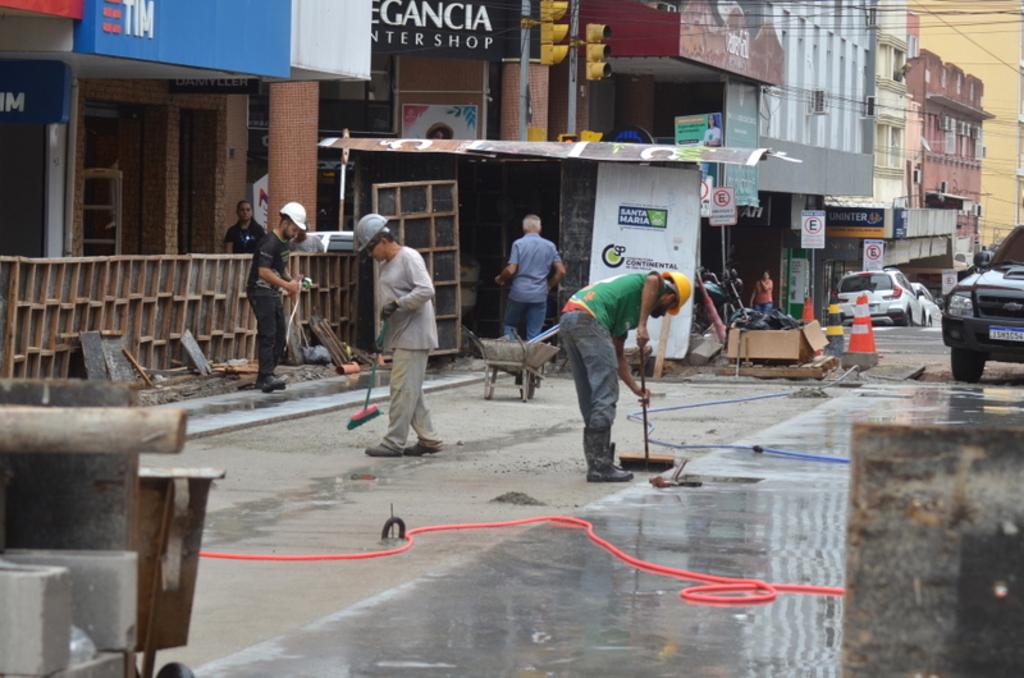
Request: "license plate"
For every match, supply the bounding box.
[868,303,879,313]
[990,326,1024,342]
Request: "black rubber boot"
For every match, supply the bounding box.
[584,427,634,483]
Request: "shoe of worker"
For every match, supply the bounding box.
[256,376,286,393]
[583,427,634,483]
[365,444,403,457]
[403,442,443,456]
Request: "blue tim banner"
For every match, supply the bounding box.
[74,0,291,78]
[0,61,71,124]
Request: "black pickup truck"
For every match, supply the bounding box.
[942,225,1024,382]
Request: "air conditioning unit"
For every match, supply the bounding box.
[865,96,876,117]
[942,116,955,132]
[912,168,922,184]
[809,89,828,115]
[971,126,981,139]
[939,180,949,193]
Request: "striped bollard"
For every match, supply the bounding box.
[824,290,844,358]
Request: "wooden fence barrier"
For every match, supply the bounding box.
[0,253,358,379]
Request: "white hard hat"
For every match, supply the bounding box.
[279,202,309,231]
[355,213,390,251]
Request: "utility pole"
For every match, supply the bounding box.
[519,0,531,141]
[566,0,579,136]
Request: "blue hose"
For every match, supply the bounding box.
[627,372,856,464]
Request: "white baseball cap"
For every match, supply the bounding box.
[279,202,309,231]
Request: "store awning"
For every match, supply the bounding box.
[886,235,951,266]
[317,137,801,167]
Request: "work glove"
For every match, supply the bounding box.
[381,300,399,320]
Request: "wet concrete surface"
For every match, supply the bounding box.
[168,371,483,438]
[185,381,1023,677]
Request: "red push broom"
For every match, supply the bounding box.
[347,322,387,430]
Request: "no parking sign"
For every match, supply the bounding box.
[864,239,885,269]
[801,211,825,249]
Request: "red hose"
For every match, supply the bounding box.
[201,515,843,606]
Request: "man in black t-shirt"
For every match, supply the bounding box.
[247,202,309,392]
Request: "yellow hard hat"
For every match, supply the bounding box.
[661,271,692,315]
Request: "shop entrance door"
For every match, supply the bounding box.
[372,180,460,354]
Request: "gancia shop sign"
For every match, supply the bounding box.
[371,0,514,60]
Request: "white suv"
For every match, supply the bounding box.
[836,270,925,326]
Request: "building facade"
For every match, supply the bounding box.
[911,0,1022,245]
[0,0,370,257]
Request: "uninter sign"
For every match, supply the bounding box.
[371,0,511,60]
[74,0,290,78]
[0,61,72,124]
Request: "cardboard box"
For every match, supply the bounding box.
[726,320,829,364]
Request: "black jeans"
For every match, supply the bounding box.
[248,292,285,378]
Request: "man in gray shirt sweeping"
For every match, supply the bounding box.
[355,213,444,458]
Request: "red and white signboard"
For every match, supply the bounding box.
[801,210,825,249]
[709,186,736,226]
[942,269,958,295]
[863,239,885,269]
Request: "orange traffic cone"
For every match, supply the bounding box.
[842,293,879,370]
[802,297,816,322]
[847,294,876,353]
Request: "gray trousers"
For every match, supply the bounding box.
[383,348,442,451]
[560,310,619,431]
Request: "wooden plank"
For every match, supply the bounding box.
[180,328,212,375]
[718,356,838,380]
[122,346,154,388]
[81,330,110,380]
[308,316,350,366]
[101,336,139,383]
[653,315,672,379]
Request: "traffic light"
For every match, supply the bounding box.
[585,23,612,80]
[539,1,569,66]
[558,133,579,142]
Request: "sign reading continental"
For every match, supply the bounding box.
[617,205,668,229]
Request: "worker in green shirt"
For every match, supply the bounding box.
[560,271,691,482]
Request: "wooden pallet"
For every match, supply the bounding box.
[720,355,838,380]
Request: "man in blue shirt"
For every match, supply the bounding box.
[494,214,566,340]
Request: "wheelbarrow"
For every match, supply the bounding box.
[478,336,560,402]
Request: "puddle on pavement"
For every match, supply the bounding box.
[203,473,390,546]
[184,372,393,418]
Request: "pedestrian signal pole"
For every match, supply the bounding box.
[518,0,531,140]
[566,0,579,136]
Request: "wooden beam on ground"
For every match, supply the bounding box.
[718,355,838,380]
[122,347,154,389]
[180,329,212,375]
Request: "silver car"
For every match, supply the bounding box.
[836,270,925,326]
[911,282,942,327]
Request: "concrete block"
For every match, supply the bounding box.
[52,652,127,678]
[841,351,878,371]
[4,550,137,652]
[686,337,722,366]
[0,563,71,676]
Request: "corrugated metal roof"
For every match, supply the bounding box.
[318,137,801,167]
